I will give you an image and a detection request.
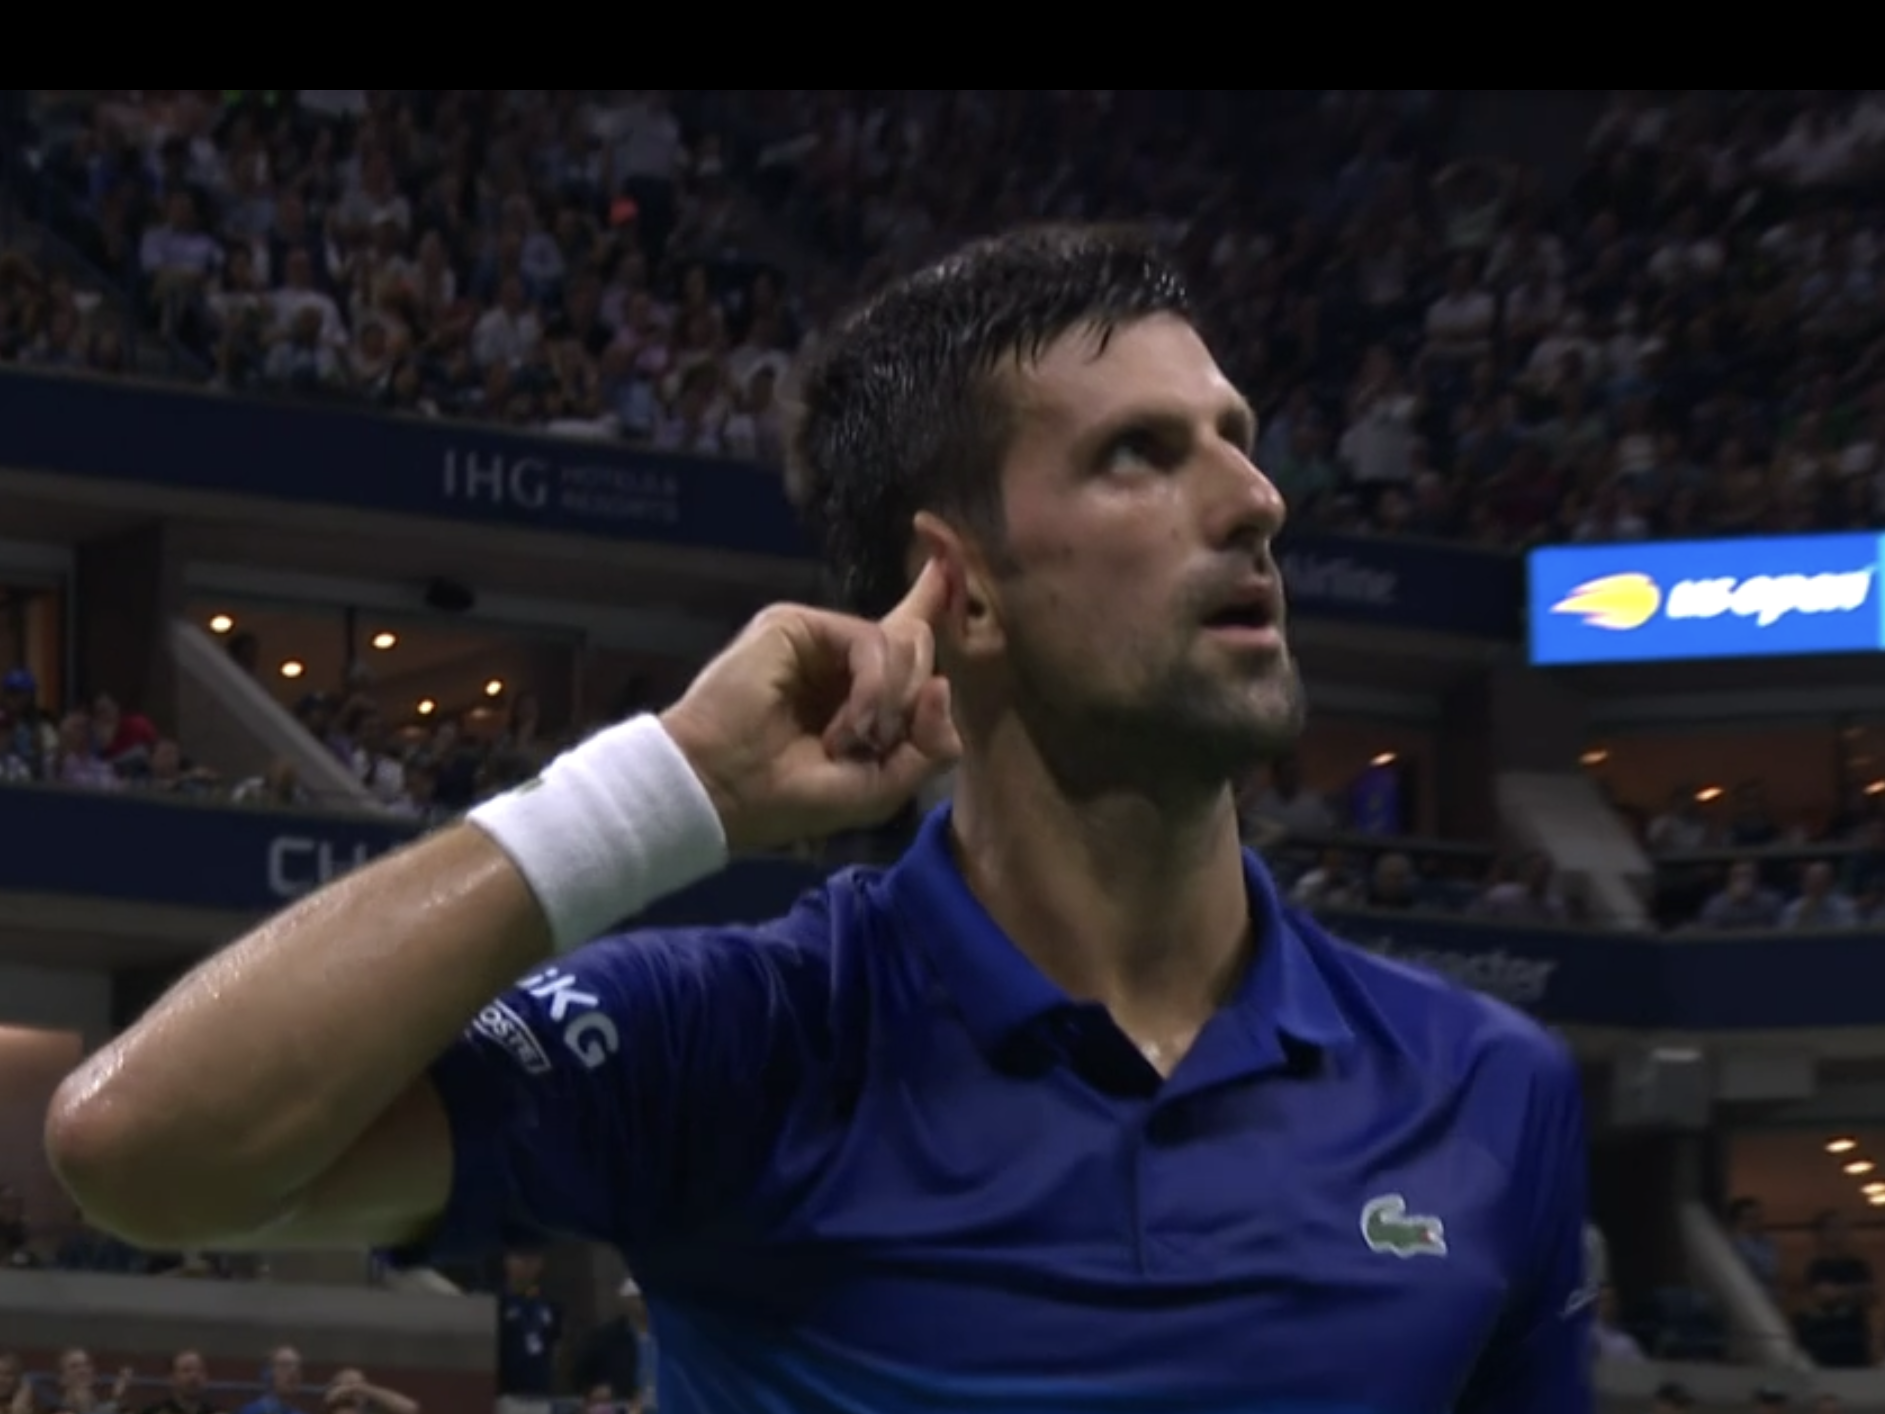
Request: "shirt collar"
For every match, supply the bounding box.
[883,805,1354,1069]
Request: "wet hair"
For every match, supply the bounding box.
[790,224,1193,617]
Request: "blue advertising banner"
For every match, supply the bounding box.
[1319,908,1885,1033]
[0,369,807,559]
[1277,535,1522,641]
[0,785,823,922]
[0,785,423,912]
[1528,533,1885,666]
[2,786,1880,1032]
[0,370,1523,639]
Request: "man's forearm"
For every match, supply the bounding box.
[46,824,550,1245]
[48,710,733,1249]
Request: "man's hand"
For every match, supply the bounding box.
[662,559,962,852]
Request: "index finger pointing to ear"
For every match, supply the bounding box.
[883,556,951,630]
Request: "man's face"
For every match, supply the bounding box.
[172,1352,206,1398]
[974,314,1300,784]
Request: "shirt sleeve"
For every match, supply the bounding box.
[1457,1033,1593,1414]
[388,922,820,1264]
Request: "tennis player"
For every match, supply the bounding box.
[48,226,1590,1413]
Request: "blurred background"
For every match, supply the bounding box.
[1,87,1884,1414]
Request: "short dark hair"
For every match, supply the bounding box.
[790,224,1193,617]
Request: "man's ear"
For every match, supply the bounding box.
[911,510,1002,656]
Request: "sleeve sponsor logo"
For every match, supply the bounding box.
[519,966,621,1070]
[471,998,552,1075]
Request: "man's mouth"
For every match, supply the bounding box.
[1200,583,1285,649]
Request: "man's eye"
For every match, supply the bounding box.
[1104,431,1169,471]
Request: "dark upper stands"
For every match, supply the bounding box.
[6,90,1885,547]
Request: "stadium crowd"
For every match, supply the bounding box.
[1,1191,649,1411]
[4,90,1885,550]
[0,1344,433,1414]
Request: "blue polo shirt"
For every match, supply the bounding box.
[415,808,1591,1412]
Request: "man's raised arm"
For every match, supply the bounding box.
[44,567,958,1252]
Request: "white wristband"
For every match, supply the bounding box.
[466,714,728,953]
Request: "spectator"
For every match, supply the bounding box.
[1647,786,1710,853]
[1338,345,1420,491]
[1795,1210,1874,1368]
[0,667,56,780]
[268,250,345,352]
[472,276,542,371]
[1781,861,1859,929]
[1698,860,1783,931]
[344,707,406,808]
[46,1350,129,1414]
[1422,256,1496,367]
[1365,851,1420,910]
[137,192,220,339]
[390,758,450,827]
[138,1350,216,1414]
[1725,782,1782,849]
[53,710,119,791]
[138,739,219,797]
[1243,756,1337,837]
[1473,852,1567,922]
[263,307,342,391]
[91,693,159,772]
[234,1347,303,1414]
[497,1250,561,1413]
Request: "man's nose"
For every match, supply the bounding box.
[1206,444,1286,547]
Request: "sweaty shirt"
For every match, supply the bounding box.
[402,807,1592,1413]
